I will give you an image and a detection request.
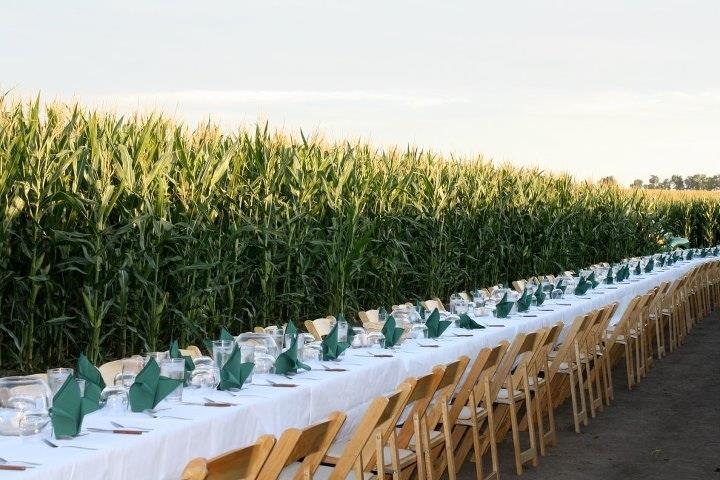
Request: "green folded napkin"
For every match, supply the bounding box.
[644,258,655,273]
[203,327,235,354]
[494,292,514,318]
[50,376,97,438]
[378,307,388,320]
[534,285,546,306]
[686,249,694,260]
[657,256,666,267]
[555,279,567,293]
[587,271,599,289]
[76,353,105,412]
[605,268,614,285]
[634,262,641,275]
[700,248,708,258]
[321,321,350,360]
[128,357,183,412]
[285,319,298,336]
[574,277,592,296]
[516,289,532,312]
[218,345,254,390]
[713,247,719,256]
[381,315,405,348]
[274,335,311,374]
[169,340,196,380]
[425,308,451,338]
[457,313,485,329]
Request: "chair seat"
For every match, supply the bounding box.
[527,376,546,389]
[311,465,375,480]
[495,387,524,404]
[407,429,443,450]
[557,361,578,372]
[548,350,559,359]
[324,442,417,473]
[455,405,489,426]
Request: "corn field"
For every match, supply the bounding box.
[1,98,719,374]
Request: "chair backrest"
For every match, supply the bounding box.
[459,291,472,302]
[257,411,346,480]
[395,365,446,448]
[512,279,526,293]
[449,342,509,423]
[424,356,471,429]
[547,313,594,378]
[358,309,380,325]
[529,321,564,380]
[253,327,265,333]
[98,359,124,387]
[180,345,203,358]
[304,316,335,341]
[604,296,643,351]
[423,298,447,313]
[329,383,414,479]
[181,435,276,480]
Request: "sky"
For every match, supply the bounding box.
[2,0,719,185]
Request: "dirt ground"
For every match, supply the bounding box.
[458,312,720,480]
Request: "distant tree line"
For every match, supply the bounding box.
[623,174,720,191]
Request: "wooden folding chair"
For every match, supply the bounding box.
[318,382,413,479]
[423,298,447,313]
[546,313,594,432]
[257,411,346,480]
[181,435,276,480]
[304,316,336,341]
[512,279,527,294]
[605,295,644,390]
[525,322,564,455]
[446,342,509,480]
[492,329,548,474]
[408,356,470,480]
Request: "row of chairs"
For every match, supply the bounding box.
[181,260,719,479]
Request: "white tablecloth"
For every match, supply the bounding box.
[0,258,710,480]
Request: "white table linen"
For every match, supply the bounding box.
[0,258,711,480]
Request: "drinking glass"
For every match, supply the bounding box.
[409,324,429,340]
[351,327,367,348]
[301,343,322,362]
[117,356,144,388]
[100,385,129,416]
[367,332,386,350]
[551,288,564,300]
[145,351,168,365]
[0,377,51,436]
[253,353,275,375]
[160,358,185,403]
[47,368,74,398]
[189,366,221,390]
[212,340,234,369]
[240,344,256,383]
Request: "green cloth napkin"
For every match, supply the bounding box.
[644,258,655,273]
[516,289,532,312]
[713,247,719,256]
[203,327,235,354]
[425,308,451,338]
[76,353,105,412]
[128,358,183,412]
[218,345,254,390]
[274,335,311,374]
[555,279,567,293]
[378,307,388,320]
[686,249,694,260]
[534,285,546,306]
[574,277,592,296]
[321,321,350,360]
[50,376,96,438]
[700,248,708,258]
[494,292,514,318]
[605,268,614,285]
[634,262,641,275]
[285,320,298,336]
[658,256,666,267]
[587,271,599,289]
[457,313,484,329]
[381,315,405,348]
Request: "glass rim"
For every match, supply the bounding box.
[47,367,74,374]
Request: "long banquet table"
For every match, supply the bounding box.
[0,257,712,480]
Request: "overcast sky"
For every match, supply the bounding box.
[2,0,719,184]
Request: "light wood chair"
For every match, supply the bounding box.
[304,316,336,341]
[181,434,276,480]
[180,345,203,358]
[423,298,447,313]
[605,295,644,391]
[409,356,470,480]
[511,279,526,294]
[257,411,346,480]
[492,329,547,475]
[448,342,509,480]
[546,313,594,432]
[358,310,383,333]
[318,383,413,479]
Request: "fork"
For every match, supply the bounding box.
[42,438,97,451]
[110,421,152,432]
[0,457,41,467]
[142,409,191,420]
